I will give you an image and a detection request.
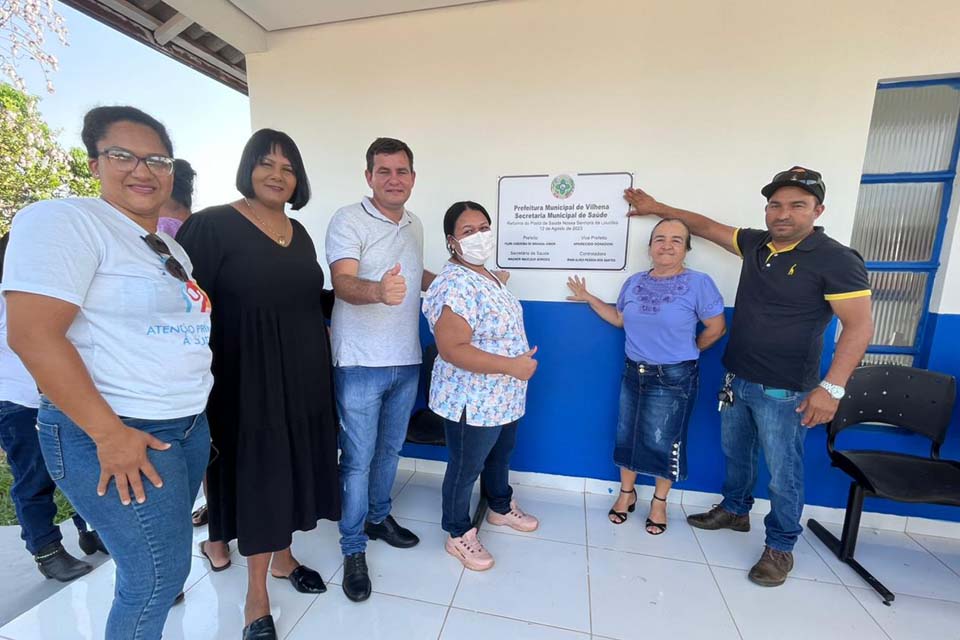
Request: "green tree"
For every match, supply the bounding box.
[0,83,98,233]
[67,146,99,198]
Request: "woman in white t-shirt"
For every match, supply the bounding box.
[2,106,213,640]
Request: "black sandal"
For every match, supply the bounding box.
[608,488,638,525]
[198,541,231,572]
[191,504,208,527]
[645,494,668,535]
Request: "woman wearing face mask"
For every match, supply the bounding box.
[567,218,725,535]
[422,201,539,571]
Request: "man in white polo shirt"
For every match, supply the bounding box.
[325,138,436,602]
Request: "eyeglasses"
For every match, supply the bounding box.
[771,169,823,187]
[98,147,175,176]
[141,234,189,282]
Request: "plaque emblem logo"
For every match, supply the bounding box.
[550,174,575,199]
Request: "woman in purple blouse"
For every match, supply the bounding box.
[156,159,195,237]
[567,219,726,535]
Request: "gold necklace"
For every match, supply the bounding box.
[244,197,288,246]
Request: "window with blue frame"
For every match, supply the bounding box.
[848,78,960,368]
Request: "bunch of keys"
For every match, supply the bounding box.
[717,372,735,411]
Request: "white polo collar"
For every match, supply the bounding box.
[361,196,412,228]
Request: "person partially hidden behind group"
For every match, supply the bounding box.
[3,105,212,639]
[0,233,108,584]
[151,157,213,531]
[567,219,725,534]
[157,158,196,237]
[424,201,540,571]
[178,128,341,640]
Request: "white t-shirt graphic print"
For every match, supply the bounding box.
[1,197,213,419]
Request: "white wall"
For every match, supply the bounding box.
[243,0,960,304]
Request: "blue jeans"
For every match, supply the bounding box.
[0,401,88,555]
[335,365,419,556]
[719,376,808,552]
[36,399,209,640]
[441,416,517,538]
[615,359,698,481]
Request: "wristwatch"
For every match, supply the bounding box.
[818,380,845,400]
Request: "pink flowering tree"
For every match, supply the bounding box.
[0,0,68,94]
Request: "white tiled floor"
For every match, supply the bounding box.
[2,470,960,640]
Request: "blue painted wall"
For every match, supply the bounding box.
[402,303,960,523]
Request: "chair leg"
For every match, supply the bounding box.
[806,482,895,606]
[839,482,864,561]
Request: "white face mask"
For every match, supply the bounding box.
[456,229,496,266]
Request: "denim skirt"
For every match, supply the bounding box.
[614,358,699,481]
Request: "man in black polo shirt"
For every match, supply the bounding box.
[624,167,873,587]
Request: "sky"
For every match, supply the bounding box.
[15,2,251,210]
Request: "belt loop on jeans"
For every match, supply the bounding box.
[627,357,652,374]
[628,358,696,375]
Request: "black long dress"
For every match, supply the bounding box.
[177,204,340,556]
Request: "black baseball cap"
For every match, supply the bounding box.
[761,166,825,203]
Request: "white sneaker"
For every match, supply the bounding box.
[445,527,494,571]
[486,500,539,532]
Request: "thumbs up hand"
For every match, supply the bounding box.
[378,263,407,306]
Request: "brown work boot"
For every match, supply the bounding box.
[748,546,794,586]
[686,505,750,532]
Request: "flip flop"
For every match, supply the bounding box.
[198,541,231,572]
[191,504,208,527]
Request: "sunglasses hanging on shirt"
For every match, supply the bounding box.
[141,234,190,282]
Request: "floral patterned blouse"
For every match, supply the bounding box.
[423,262,529,426]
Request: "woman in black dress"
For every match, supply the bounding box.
[177,129,339,640]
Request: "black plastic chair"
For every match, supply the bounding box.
[406,344,489,529]
[806,365,959,605]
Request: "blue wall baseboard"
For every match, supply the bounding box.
[402,303,960,523]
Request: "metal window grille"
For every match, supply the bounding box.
[848,79,960,367]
